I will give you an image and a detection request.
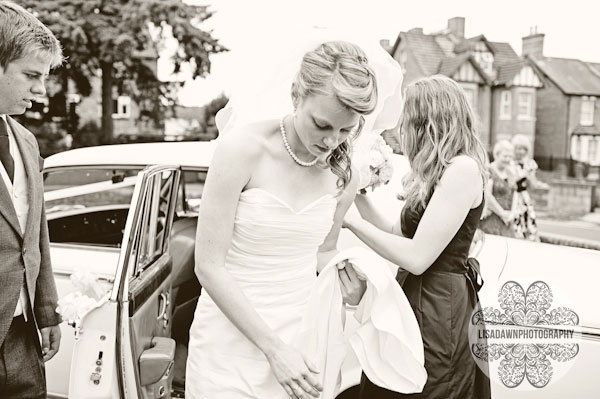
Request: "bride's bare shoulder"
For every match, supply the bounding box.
[213,120,279,163]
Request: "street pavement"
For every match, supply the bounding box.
[538,210,600,246]
[538,219,600,242]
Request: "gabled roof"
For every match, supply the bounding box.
[438,53,471,76]
[393,29,529,87]
[438,53,490,84]
[454,34,488,53]
[531,57,600,96]
[495,60,526,86]
[395,30,447,75]
[587,62,600,77]
[488,41,520,68]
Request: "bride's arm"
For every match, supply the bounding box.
[316,168,360,272]
[194,132,322,397]
[344,156,482,276]
[316,170,367,306]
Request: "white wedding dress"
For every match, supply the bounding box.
[186,188,338,398]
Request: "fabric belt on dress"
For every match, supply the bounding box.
[399,258,485,310]
[464,257,484,307]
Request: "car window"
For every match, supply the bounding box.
[133,170,177,276]
[44,168,139,213]
[44,168,140,246]
[176,169,207,216]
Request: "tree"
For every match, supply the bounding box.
[20,0,226,143]
[200,93,228,139]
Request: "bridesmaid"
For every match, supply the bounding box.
[344,75,491,398]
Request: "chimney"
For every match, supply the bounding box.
[408,27,423,35]
[522,27,544,58]
[447,17,465,39]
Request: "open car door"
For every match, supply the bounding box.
[68,165,181,399]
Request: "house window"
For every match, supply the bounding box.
[589,137,598,164]
[572,136,582,160]
[112,95,131,119]
[581,96,596,126]
[500,90,511,120]
[518,92,533,119]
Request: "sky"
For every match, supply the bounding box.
[161,0,600,107]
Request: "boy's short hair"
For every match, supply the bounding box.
[0,1,63,69]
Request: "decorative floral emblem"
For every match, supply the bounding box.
[471,281,579,388]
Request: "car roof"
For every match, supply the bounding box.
[44,141,217,169]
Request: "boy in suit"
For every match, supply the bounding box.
[0,1,64,397]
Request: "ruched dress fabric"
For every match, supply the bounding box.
[185,188,337,399]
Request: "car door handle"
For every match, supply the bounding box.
[157,292,170,321]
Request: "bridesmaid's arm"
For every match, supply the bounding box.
[344,156,482,276]
[354,193,402,235]
[194,132,322,396]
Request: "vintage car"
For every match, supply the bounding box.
[42,142,600,398]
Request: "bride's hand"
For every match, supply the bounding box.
[338,261,367,306]
[266,341,323,398]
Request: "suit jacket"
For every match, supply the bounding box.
[0,116,60,348]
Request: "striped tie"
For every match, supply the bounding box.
[0,118,15,183]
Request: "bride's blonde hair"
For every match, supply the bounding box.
[402,75,488,209]
[291,41,378,188]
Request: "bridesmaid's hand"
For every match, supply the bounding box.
[266,341,323,398]
[338,261,367,306]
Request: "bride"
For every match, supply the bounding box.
[186,36,405,398]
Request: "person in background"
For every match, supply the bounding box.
[511,134,547,241]
[480,139,517,237]
[0,2,63,398]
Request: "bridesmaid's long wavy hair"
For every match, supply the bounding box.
[402,75,488,209]
[291,41,378,189]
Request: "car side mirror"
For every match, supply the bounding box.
[139,337,176,386]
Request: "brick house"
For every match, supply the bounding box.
[389,17,542,151]
[525,33,600,166]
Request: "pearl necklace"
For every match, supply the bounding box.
[279,118,318,167]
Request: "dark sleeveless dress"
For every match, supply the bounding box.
[359,198,491,399]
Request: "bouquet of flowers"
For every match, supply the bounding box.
[56,271,109,324]
[355,135,395,194]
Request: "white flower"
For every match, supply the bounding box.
[355,134,396,193]
[369,150,385,168]
[56,292,98,322]
[70,271,107,301]
[378,164,394,183]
